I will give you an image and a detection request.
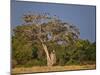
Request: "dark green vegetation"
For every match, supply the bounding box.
[12,13,96,68]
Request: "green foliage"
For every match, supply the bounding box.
[12,59,17,68]
[72,39,96,64]
[20,59,47,67]
[32,47,38,58]
[12,13,96,67]
[66,59,80,65]
[12,26,33,64]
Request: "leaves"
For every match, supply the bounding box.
[12,13,96,67]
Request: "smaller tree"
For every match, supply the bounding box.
[12,26,33,64]
[74,39,96,64]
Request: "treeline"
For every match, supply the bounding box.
[12,26,96,68]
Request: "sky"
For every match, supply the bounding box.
[11,1,96,42]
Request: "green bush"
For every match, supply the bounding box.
[12,59,17,68]
[21,59,46,67]
[66,59,80,65]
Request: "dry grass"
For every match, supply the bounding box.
[12,64,96,74]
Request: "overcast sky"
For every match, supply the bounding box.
[11,1,96,42]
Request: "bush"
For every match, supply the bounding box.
[22,59,47,67]
[66,59,80,65]
[12,59,17,68]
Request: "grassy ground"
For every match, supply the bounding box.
[12,64,96,74]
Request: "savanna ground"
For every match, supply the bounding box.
[12,64,96,74]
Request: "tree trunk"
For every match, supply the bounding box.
[39,38,56,66]
[41,43,52,66]
[50,50,56,65]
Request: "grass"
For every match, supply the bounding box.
[12,64,96,74]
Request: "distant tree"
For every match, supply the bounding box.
[74,39,96,64]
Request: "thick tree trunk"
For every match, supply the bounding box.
[41,43,52,66]
[42,43,57,66]
[39,38,56,66]
[50,50,56,65]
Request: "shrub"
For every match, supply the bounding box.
[22,59,47,67]
[12,59,17,68]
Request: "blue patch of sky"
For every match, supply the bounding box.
[11,1,96,42]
